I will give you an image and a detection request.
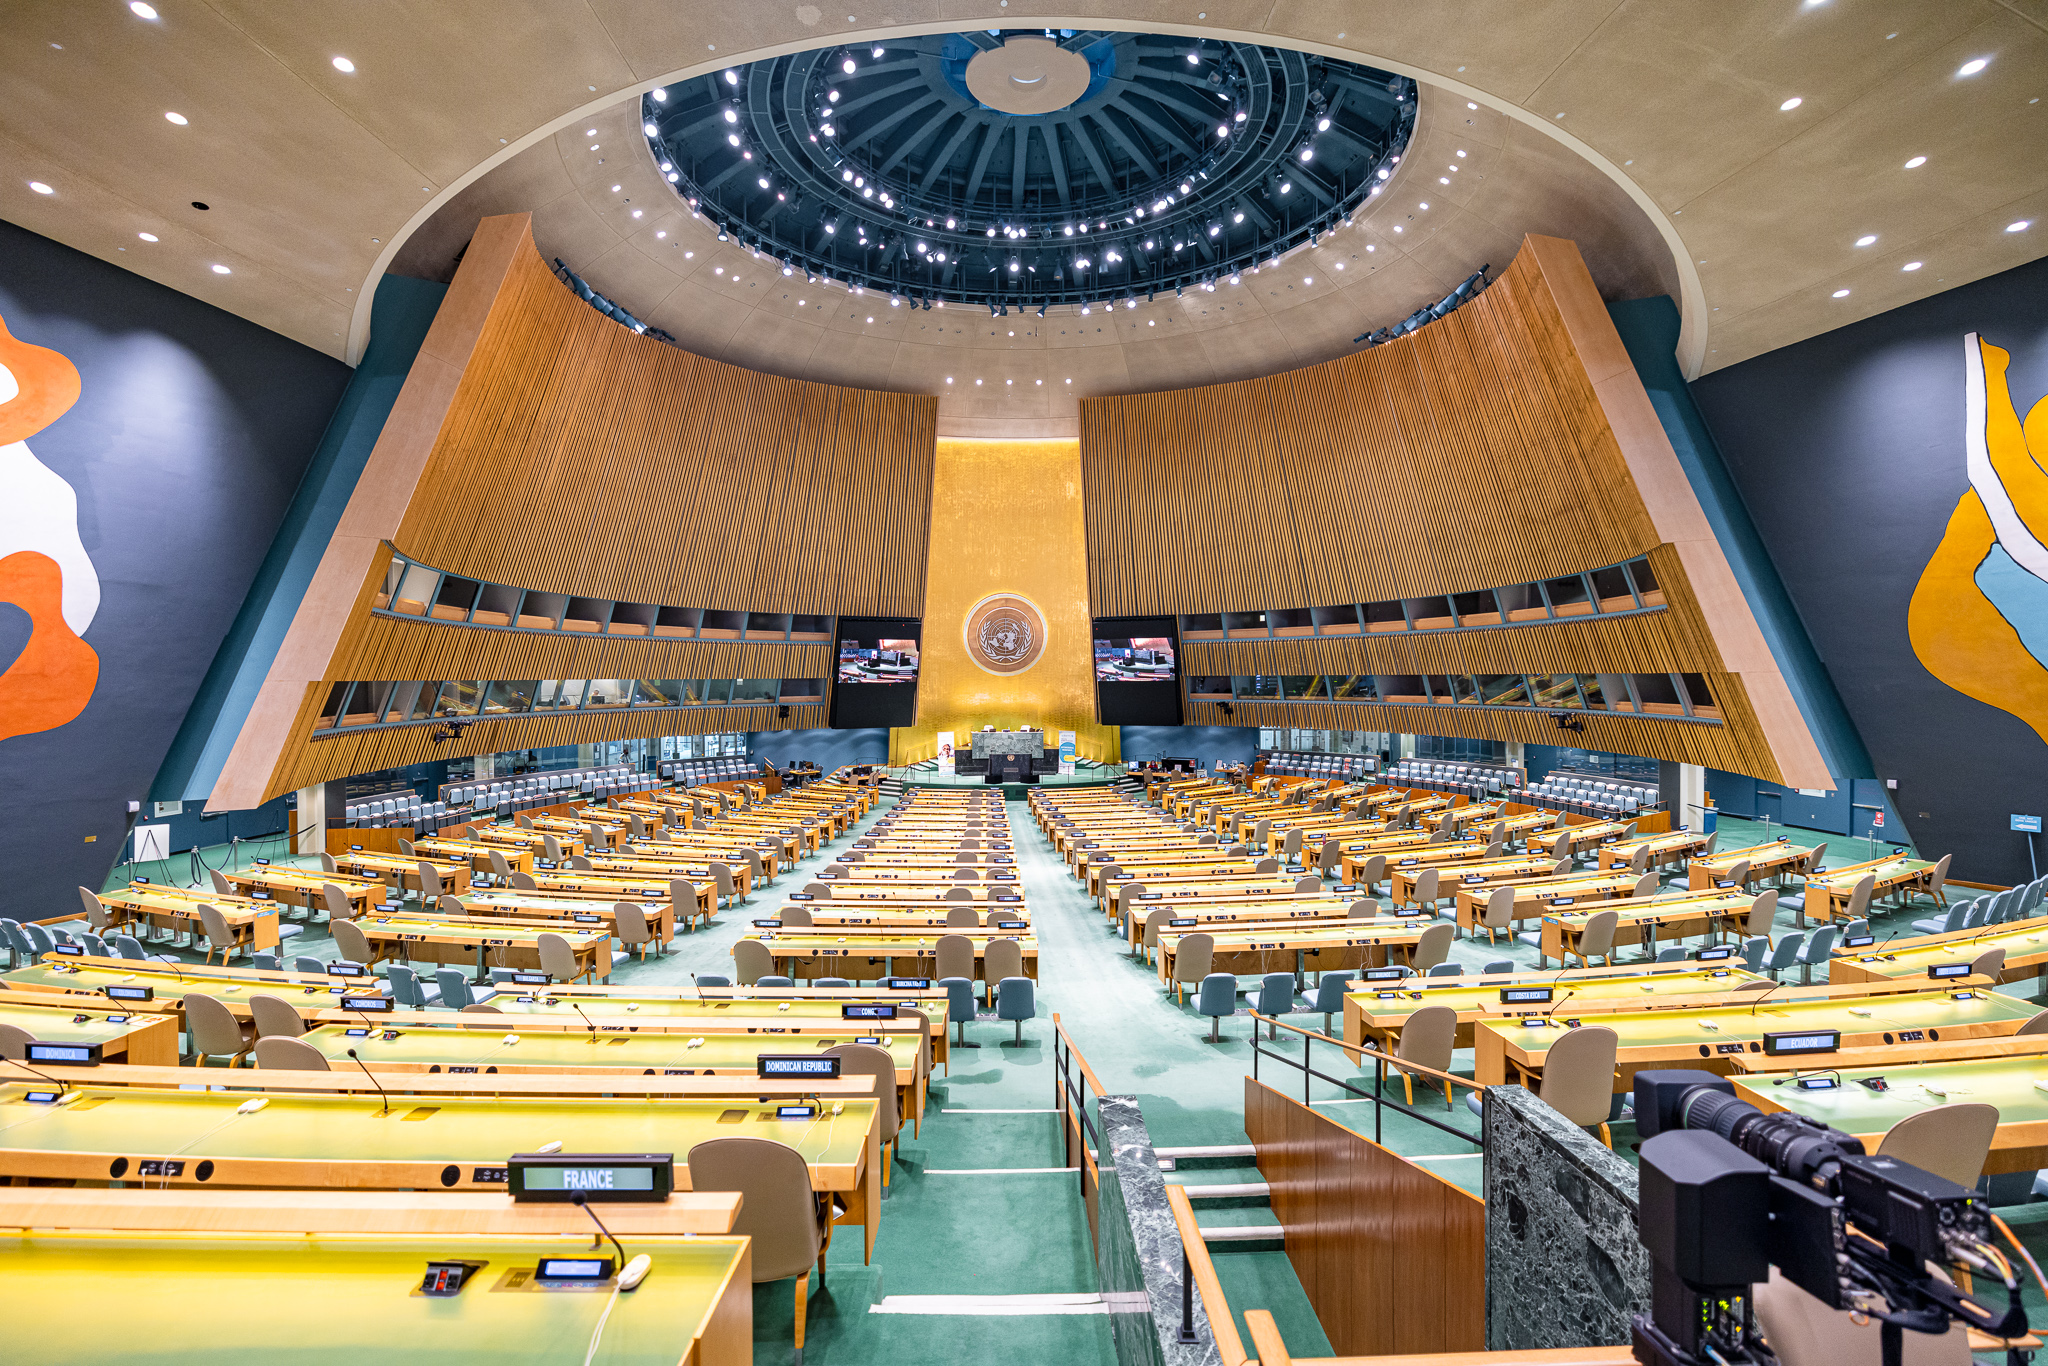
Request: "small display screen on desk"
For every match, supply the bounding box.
[757,1055,842,1078]
[1762,1029,1841,1056]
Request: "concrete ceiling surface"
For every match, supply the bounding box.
[1,1,2040,426]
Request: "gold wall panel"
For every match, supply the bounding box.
[890,439,1117,765]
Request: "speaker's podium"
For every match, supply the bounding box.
[984,753,1034,784]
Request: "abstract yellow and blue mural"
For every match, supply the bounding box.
[1908,333,2048,745]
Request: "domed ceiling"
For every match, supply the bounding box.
[642,30,1416,312]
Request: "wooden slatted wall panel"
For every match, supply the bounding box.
[1077,246,1660,617]
[1185,690,1777,781]
[392,242,936,616]
[326,618,831,687]
[271,694,828,797]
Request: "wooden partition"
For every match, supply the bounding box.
[1079,235,1831,788]
[1245,1078,1485,1357]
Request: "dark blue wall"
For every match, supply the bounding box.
[1690,255,2048,884]
[155,273,445,801]
[749,728,890,767]
[0,219,351,917]
[1120,725,1259,767]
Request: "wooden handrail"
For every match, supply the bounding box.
[1248,1012,1486,1093]
[1166,1183,1252,1366]
[1051,1011,1108,1099]
[1245,1310,1292,1366]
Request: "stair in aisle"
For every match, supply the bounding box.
[1162,1148,1284,1252]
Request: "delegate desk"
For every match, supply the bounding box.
[1535,890,1762,965]
[775,906,1033,931]
[329,851,474,895]
[1123,897,1364,952]
[1342,965,1769,1050]
[1100,876,1321,921]
[1687,840,1823,893]
[1420,801,1505,833]
[1529,819,1637,859]
[1387,855,1562,907]
[1085,857,1267,900]
[2,958,390,1023]
[1474,986,2040,1092]
[416,837,539,875]
[1333,833,1475,881]
[222,866,390,912]
[580,855,752,901]
[742,931,1039,985]
[1734,1052,2048,1175]
[0,1224,753,1366]
[0,997,180,1065]
[0,1083,884,1259]
[349,914,615,981]
[1156,921,1433,987]
[1803,854,1940,923]
[1825,919,2048,986]
[1596,830,1713,872]
[1448,870,1657,937]
[459,892,683,942]
[803,880,1027,904]
[297,1021,928,1136]
[98,886,289,957]
[527,873,716,914]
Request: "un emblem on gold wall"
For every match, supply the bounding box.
[963,593,1048,676]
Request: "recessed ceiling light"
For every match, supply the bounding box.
[1957,58,1988,77]
[1904,156,1927,168]
[138,231,157,241]
[212,264,231,274]
[1855,234,1877,246]
[332,56,354,73]
[945,377,953,383]
[1065,378,1071,384]
[1466,101,1477,110]
[1303,276,1313,285]
[1901,261,1922,271]
[129,1,157,17]
[1779,97,1802,111]
[2009,220,2032,233]
[28,181,53,194]
[1832,288,1849,297]
[164,111,187,125]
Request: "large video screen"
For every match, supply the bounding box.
[1094,616,1183,726]
[1094,636,1177,682]
[830,618,921,728]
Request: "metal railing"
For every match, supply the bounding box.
[1247,1010,1486,1150]
[1051,1012,1104,1204]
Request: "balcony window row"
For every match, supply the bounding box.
[375,548,833,642]
[314,677,825,733]
[1179,557,1664,640]
[1188,671,1721,721]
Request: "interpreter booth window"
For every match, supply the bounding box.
[472,583,521,626]
[731,678,779,703]
[1375,675,1427,704]
[1625,557,1665,606]
[1363,601,1406,633]
[1475,675,1531,707]
[519,591,568,630]
[1281,676,1324,699]
[1187,676,1232,700]
[1631,673,1685,716]
[608,603,657,637]
[1232,675,1281,698]
[1451,590,1501,626]
[631,680,682,708]
[1590,565,1638,613]
[1495,583,1548,622]
[431,576,481,622]
[433,681,484,717]
[1543,574,1594,617]
[1179,614,1224,641]
[1678,674,1721,720]
[535,680,588,710]
[779,679,825,704]
[1329,675,1377,701]
[1405,596,1454,630]
[698,679,735,705]
[389,562,438,616]
[1530,675,1584,708]
[1311,604,1360,634]
[481,681,537,714]
[314,681,351,730]
[583,680,634,710]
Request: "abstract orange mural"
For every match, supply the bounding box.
[0,314,99,743]
[1907,334,2048,745]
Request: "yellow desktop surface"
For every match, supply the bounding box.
[1345,967,1763,1027]
[0,1086,873,1187]
[1736,1053,2048,1173]
[297,1023,919,1076]
[0,1229,746,1366]
[0,998,168,1046]
[5,960,382,1007]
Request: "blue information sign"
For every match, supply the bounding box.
[2014,815,2043,834]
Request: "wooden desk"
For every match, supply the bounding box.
[1448,871,1652,941]
[1825,919,2048,986]
[0,1185,744,1236]
[0,997,180,1065]
[458,892,680,944]
[98,887,286,956]
[0,1082,882,1260]
[1596,830,1712,872]
[222,866,386,911]
[1802,854,1939,923]
[742,931,1039,985]
[329,851,474,894]
[1474,986,2038,1092]
[351,914,615,982]
[1387,855,1560,907]
[1342,965,1767,1051]
[1686,840,1823,892]
[1536,890,1760,965]
[1157,922,1432,985]
[416,837,540,874]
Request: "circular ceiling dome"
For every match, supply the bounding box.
[643,30,1415,311]
[965,37,1093,115]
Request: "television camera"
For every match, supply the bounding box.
[1629,1069,2033,1366]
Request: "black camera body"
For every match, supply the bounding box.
[1628,1070,2022,1366]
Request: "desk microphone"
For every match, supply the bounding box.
[1540,990,1578,1023]
[4,1055,74,1097]
[570,1001,600,1044]
[344,1048,391,1115]
[570,1192,648,1288]
[1746,981,1782,1016]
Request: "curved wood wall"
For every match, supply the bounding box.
[245,218,935,801]
[1079,237,1808,783]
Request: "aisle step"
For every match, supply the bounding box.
[1168,1182,1271,1200]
